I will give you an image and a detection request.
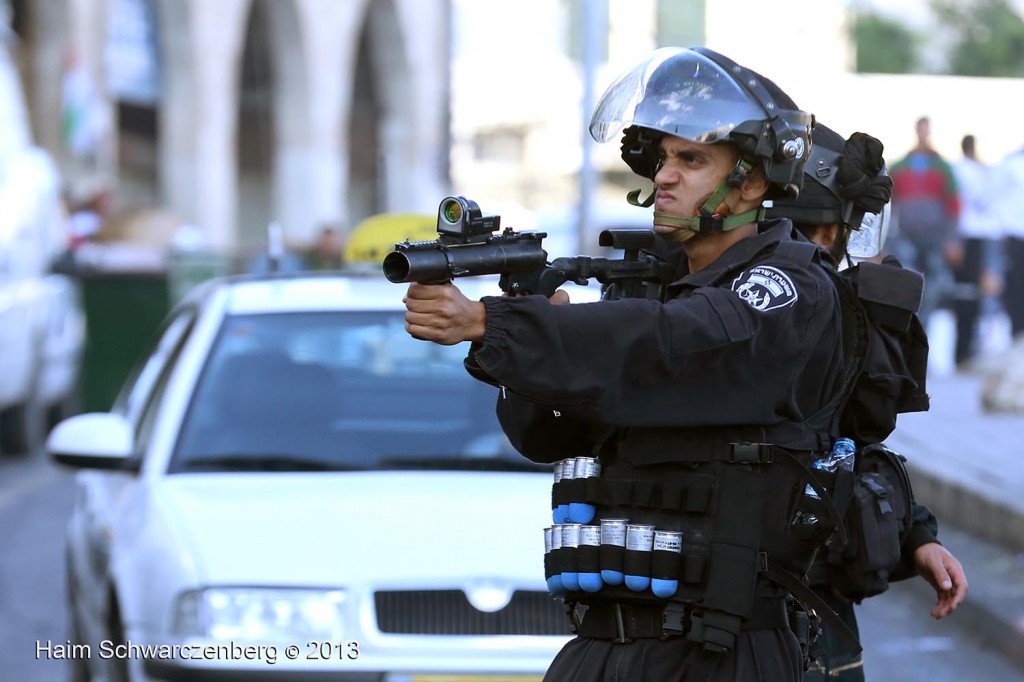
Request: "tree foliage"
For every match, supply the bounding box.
[851,12,921,74]
[930,0,1024,76]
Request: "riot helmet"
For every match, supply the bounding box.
[591,47,813,201]
[766,124,893,259]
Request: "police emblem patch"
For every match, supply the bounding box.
[731,266,799,311]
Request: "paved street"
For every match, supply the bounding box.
[0,454,77,682]
[2,449,1024,682]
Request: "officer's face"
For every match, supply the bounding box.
[652,136,741,240]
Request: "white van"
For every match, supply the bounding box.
[0,24,85,454]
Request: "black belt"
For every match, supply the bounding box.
[575,598,789,642]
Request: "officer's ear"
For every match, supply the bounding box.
[738,165,769,202]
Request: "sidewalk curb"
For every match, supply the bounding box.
[905,461,1024,556]
[904,462,1024,670]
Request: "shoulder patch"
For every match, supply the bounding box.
[731,265,799,311]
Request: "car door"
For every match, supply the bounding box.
[74,308,199,627]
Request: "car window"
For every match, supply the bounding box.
[134,313,197,451]
[114,309,196,424]
[169,310,534,473]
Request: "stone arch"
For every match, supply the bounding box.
[235,0,306,254]
[106,0,162,211]
[151,0,194,223]
[346,0,413,227]
[14,0,73,162]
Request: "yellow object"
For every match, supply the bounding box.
[344,213,436,264]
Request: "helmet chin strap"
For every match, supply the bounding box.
[628,159,765,242]
[653,206,766,243]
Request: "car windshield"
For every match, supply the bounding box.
[170,311,535,473]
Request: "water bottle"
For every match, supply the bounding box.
[795,437,856,527]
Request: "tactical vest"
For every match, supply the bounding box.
[544,240,858,654]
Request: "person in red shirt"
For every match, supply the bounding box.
[887,116,961,328]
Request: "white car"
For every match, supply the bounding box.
[0,21,85,455]
[51,270,599,682]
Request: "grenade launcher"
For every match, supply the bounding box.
[382,196,675,300]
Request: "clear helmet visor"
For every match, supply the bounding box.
[847,201,891,260]
[589,47,768,145]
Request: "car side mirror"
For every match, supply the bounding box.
[47,413,141,472]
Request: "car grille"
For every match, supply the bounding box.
[374,589,570,635]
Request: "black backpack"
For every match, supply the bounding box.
[816,256,929,601]
[836,257,930,441]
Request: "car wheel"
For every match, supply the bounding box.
[106,600,131,682]
[0,399,45,456]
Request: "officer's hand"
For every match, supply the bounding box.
[913,542,968,619]
[620,125,659,179]
[404,282,486,345]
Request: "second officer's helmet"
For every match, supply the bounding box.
[590,47,813,200]
[766,123,894,259]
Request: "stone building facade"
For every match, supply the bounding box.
[11,0,450,253]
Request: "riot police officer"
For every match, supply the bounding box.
[765,124,969,681]
[403,47,844,681]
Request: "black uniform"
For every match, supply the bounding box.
[465,219,846,682]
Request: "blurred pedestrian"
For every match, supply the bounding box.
[305,224,345,270]
[994,143,1024,340]
[950,135,1003,369]
[888,116,960,328]
[66,184,115,250]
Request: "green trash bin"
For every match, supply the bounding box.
[78,270,170,413]
[72,243,172,413]
[75,245,235,413]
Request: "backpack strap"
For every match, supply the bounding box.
[804,260,871,439]
[773,238,820,268]
[764,560,863,657]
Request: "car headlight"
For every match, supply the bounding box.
[172,588,347,642]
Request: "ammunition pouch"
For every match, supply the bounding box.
[812,443,915,602]
[550,441,857,654]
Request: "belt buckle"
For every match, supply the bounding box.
[661,603,687,639]
[564,600,581,634]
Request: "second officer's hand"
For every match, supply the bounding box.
[913,542,968,619]
[404,282,486,345]
[549,289,570,305]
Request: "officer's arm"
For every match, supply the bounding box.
[495,392,600,464]
[469,292,756,410]
[889,501,939,582]
[467,262,828,422]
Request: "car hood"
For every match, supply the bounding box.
[151,471,554,589]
